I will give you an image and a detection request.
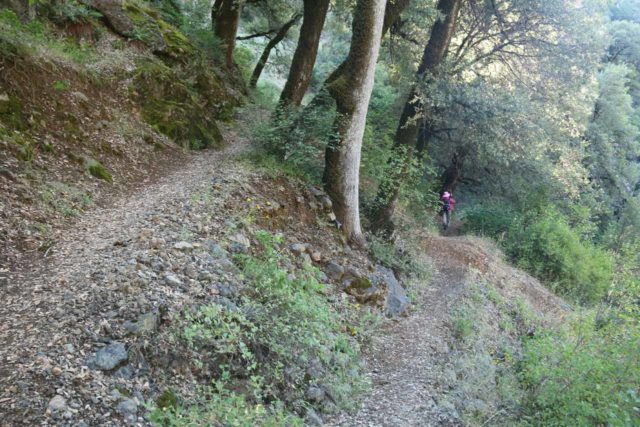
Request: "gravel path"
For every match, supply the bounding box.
[328,238,474,427]
[0,131,250,425]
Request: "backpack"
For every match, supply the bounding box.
[443,197,451,212]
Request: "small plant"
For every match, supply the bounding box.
[153,231,368,422]
[86,159,113,183]
[53,80,70,91]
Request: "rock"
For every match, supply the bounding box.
[114,365,135,380]
[305,386,326,403]
[344,277,387,306]
[123,312,157,336]
[306,358,325,380]
[305,408,324,426]
[116,398,138,424]
[319,195,333,210]
[173,241,194,251]
[63,344,74,353]
[373,266,411,317]
[300,253,312,266]
[149,237,165,249]
[164,274,182,287]
[325,262,344,281]
[91,342,128,371]
[228,233,250,253]
[184,263,198,279]
[209,243,228,259]
[90,0,167,52]
[310,251,322,262]
[51,366,62,376]
[327,212,337,222]
[290,243,307,255]
[48,395,67,413]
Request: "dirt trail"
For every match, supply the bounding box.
[328,237,469,427]
[0,131,249,425]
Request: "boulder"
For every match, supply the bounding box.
[344,277,387,306]
[325,261,344,281]
[372,266,410,317]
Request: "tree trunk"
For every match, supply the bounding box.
[213,0,244,69]
[323,0,387,244]
[250,13,301,88]
[299,0,411,114]
[278,0,330,107]
[371,0,462,235]
[441,151,465,193]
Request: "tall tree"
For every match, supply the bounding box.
[323,0,388,244]
[371,0,462,234]
[249,13,301,88]
[213,0,244,68]
[278,0,331,107]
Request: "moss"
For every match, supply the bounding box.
[85,158,113,183]
[156,389,178,410]
[0,94,27,131]
[132,58,224,149]
[123,0,193,61]
[350,277,373,290]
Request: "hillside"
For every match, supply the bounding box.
[1,1,639,426]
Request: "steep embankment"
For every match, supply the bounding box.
[329,236,570,427]
[0,2,237,268]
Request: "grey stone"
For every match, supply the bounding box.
[325,262,344,281]
[173,241,194,251]
[184,263,198,279]
[123,312,157,336]
[114,365,136,380]
[305,386,325,403]
[305,408,324,426]
[290,243,307,255]
[92,342,128,370]
[116,398,138,424]
[48,395,67,412]
[373,266,410,318]
[164,274,182,287]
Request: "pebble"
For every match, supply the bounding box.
[164,274,182,286]
[48,395,67,412]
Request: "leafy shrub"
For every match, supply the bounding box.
[519,313,640,426]
[151,232,366,423]
[463,204,613,304]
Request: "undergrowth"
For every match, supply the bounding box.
[148,231,369,425]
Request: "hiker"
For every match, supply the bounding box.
[441,191,455,230]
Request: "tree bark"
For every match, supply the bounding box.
[213,0,244,69]
[371,0,462,235]
[278,0,331,107]
[249,13,301,88]
[441,150,465,193]
[298,0,411,115]
[323,0,388,244]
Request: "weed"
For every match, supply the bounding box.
[151,231,368,422]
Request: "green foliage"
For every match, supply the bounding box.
[241,90,338,181]
[463,203,613,304]
[152,232,366,423]
[0,8,97,64]
[43,0,102,24]
[367,235,431,281]
[86,159,113,183]
[519,313,640,426]
[148,383,301,426]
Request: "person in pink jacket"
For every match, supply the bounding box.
[441,191,456,230]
